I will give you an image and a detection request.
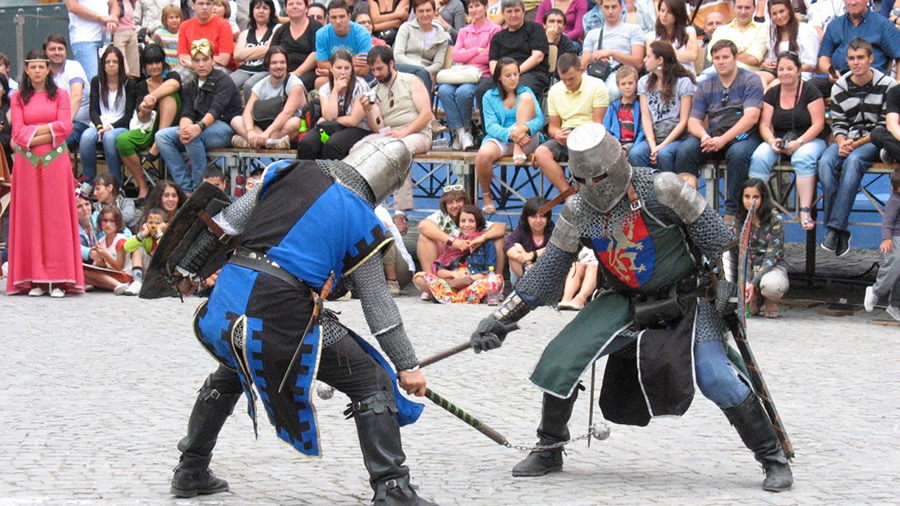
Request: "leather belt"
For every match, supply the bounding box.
[229,247,306,292]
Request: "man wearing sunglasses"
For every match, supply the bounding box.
[678,39,763,224]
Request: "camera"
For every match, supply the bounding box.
[365,90,377,103]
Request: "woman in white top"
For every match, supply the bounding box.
[646,0,699,75]
[756,0,819,90]
[80,46,136,187]
[296,49,380,159]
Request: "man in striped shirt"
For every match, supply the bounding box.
[818,37,897,257]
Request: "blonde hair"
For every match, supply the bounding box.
[616,65,639,83]
[161,4,182,28]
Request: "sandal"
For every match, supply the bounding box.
[799,207,814,230]
[482,203,497,215]
[512,153,527,165]
[762,300,779,318]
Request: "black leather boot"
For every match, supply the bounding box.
[171,372,242,498]
[723,392,793,492]
[352,392,437,505]
[512,390,578,477]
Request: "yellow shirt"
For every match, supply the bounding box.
[547,75,610,130]
[707,19,768,72]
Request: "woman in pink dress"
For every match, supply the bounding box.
[6,50,84,297]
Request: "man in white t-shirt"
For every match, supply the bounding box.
[44,34,92,154]
[581,0,646,102]
[230,47,307,150]
[375,205,415,296]
[808,0,847,40]
[64,0,120,80]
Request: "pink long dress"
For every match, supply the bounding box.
[6,89,85,295]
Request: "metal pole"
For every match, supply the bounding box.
[15,13,25,79]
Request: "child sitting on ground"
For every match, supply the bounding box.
[602,65,643,154]
[84,206,134,294]
[122,207,168,295]
[413,205,499,304]
[93,173,138,230]
[863,168,900,321]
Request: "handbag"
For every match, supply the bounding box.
[129,109,157,134]
[436,65,481,85]
[317,120,345,136]
[375,28,399,45]
[252,78,289,129]
[585,26,619,81]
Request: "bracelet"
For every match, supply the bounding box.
[197,121,207,131]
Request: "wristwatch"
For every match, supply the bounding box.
[196,121,207,131]
[446,237,454,246]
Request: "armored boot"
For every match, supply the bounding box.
[512,390,579,477]
[723,392,793,492]
[171,372,243,498]
[351,391,437,505]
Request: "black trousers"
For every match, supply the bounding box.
[871,126,900,162]
[204,331,395,409]
[296,126,371,161]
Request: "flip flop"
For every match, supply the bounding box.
[482,203,497,215]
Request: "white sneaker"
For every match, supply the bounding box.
[450,134,462,151]
[459,129,475,151]
[125,279,143,296]
[864,286,878,312]
[49,287,65,298]
[232,134,252,148]
[1,261,7,278]
[887,306,900,321]
[387,279,401,296]
[419,291,432,301]
[114,282,130,295]
[266,135,291,150]
[28,286,46,297]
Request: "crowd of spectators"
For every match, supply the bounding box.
[4,0,900,315]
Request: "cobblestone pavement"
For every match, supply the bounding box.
[2,287,899,506]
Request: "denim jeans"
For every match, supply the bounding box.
[694,339,751,410]
[80,126,128,184]
[66,121,90,154]
[71,41,104,80]
[676,133,762,215]
[628,138,685,173]
[156,120,234,192]
[749,137,826,180]
[816,142,879,231]
[436,82,477,131]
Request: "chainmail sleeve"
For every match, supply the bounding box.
[513,243,579,309]
[212,184,260,236]
[349,253,418,371]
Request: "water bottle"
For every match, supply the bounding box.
[485,266,501,306]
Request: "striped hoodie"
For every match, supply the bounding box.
[830,69,897,140]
